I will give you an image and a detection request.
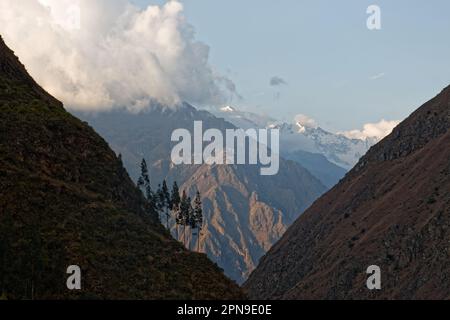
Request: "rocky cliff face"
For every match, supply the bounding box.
[80,106,326,283]
[245,85,450,299]
[0,36,244,300]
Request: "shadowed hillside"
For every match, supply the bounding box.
[0,36,244,300]
[245,85,450,300]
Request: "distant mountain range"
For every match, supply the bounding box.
[275,122,376,170]
[245,85,450,299]
[79,104,326,283]
[214,105,377,172]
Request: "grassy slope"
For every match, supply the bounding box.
[0,36,244,300]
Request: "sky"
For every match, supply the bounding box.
[1,0,450,134]
[133,0,450,132]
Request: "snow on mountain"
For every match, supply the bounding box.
[274,122,375,170]
[220,105,236,112]
[214,106,276,130]
[215,106,377,170]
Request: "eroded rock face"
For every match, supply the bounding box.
[245,85,450,300]
[176,162,324,283]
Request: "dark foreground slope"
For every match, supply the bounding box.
[245,86,450,299]
[0,36,243,300]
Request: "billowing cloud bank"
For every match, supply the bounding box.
[339,119,400,141]
[0,0,236,112]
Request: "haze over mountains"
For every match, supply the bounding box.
[79,105,326,283]
[245,85,450,299]
[0,36,244,299]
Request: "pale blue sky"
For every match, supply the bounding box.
[132,0,450,132]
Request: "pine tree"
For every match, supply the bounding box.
[137,158,157,219]
[140,159,152,200]
[171,182,181,240]
[137,176,144,189]
[155,184,164,223]
[192,191,204,252]
[161,180,171,229]
[185,197,194,249]
[176,191,188,244]
[179,191,189,246]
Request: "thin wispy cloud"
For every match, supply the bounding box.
[369,72,386,80]
[270,76,288,87]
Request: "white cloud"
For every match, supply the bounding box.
[339,119,400,141]
[369,72,385,80]
[294,114,318,129]
[37,0,81,30]
[0,0,236,112]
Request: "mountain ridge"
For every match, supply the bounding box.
[0,35,244,300]
[244,85,450,299]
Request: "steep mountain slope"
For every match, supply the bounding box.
[0,36,244,300]
[245,86,450,299]
[281,149,347,188]
[79,106,326,283]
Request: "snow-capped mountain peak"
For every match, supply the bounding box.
[214,105,276,130]
[276,121,374,170]
[220,105,236,112]
[212,105,378,170]
[295,121,308,133]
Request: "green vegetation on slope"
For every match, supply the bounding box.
[0,36,244,300]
